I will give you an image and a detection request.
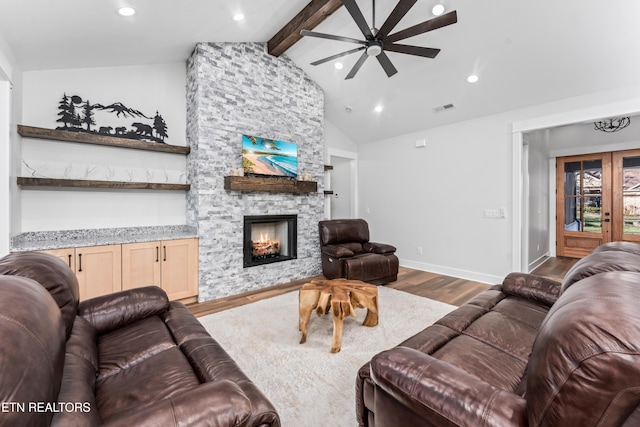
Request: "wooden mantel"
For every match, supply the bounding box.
[224,176,317,193]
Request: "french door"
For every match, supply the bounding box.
[557,149,640,257]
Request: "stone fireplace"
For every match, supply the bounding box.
[244,214,297,268]
[186,42,325,302]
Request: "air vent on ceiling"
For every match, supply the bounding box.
[434,103,455,112]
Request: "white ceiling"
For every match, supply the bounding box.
[2,0,640,144]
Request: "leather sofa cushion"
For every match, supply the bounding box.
[0,251,79,339]
[96,315,200,422]
[592,240,640,255]
[561,251,640,292]
[344,253,396,282]
[397,284,549,393]
[527,271,640,426]
[52,316,100,426]
[319,219,369,245]
[0,275,66,427]
[164,302,281,426]
[79,286,169,334]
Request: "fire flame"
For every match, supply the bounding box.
[259,232,279,244]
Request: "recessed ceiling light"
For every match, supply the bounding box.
[334,62,343,70]
[233,13,245,21]
[374,105,383,113]
[432,4,445,16]
[117,6,136,17]
[467,74,479,83]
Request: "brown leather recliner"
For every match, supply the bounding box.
[356,242,640,426]
[319,219,399,285]
[0,251,280,427]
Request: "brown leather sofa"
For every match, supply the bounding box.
[319,219,399,285]
[356,242,640,426]
[0,251,280,427]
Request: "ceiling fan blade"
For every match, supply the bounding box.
[376,51,398,77]
[385,10,457,43]
[345,52,369,80]
[384,43,440,58]
[342,0,374,39]
[310,46,365,66]
[377,0,417,38]
[300,30,366,45]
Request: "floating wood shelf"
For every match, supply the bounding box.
[324,165,334,171]
[224,176,317,193]
[324,190,334,195]
[18,125,190,155]
[17,177,190,191]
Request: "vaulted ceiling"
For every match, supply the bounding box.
[1,0,640,143]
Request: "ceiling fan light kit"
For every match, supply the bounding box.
[301,0,458,80]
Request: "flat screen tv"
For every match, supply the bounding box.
[242,134,298,179]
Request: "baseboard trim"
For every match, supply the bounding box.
[400,259,503,285]
[528,253,550,273]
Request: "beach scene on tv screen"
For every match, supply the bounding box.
[242,135,298,178]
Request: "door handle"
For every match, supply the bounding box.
[163,246,167,262]
[156,246,159,262]
[78,253,82,272]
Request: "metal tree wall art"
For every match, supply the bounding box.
[55,93,169,143]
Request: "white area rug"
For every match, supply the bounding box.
[198,286,456,427]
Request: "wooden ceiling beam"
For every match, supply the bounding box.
[268,0,343,57]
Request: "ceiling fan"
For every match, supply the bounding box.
[300,0,457,79]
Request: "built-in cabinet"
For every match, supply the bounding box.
[42,245,122,300]
[41,237,198,302]
[121,238,198,301]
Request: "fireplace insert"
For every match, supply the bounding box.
[243,215,297,267]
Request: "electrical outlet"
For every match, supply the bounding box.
[417,246,423,255]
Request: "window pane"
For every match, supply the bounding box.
[564,197,580,231]
[564,161,580,196]
[621,156,640,235]
[583,197,602,233]
[583,160,602,195]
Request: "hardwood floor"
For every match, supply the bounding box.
[187,257,578,318]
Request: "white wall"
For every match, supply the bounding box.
[359,84,640,284]
[523,129,551,269]
[0,31,18,255]
[19,63,188,232]
[325,119,357,153]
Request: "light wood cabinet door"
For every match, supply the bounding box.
[40,248,76,272]
[161,238,198,301]
[121,241,162,291]
[75,245,122,300]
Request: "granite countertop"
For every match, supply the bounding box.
[11,225,198,252]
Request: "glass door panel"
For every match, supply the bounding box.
[557,154,611,258]
[562,160,602,232]
[613,150,640,241]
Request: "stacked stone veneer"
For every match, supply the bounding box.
[186,42,325,302]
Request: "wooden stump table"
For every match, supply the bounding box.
[298,278,378,353]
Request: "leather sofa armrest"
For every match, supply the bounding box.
[78,286,170,335]
[363,242,396,254]
[501,272,561,307]
[370,347,527,427]
[321,244,355,258]
[101,380,256,427]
